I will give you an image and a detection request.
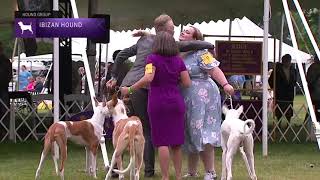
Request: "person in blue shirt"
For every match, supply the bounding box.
[19,65,32,91]
[228,75,246,100]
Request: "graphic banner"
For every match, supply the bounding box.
[15,18,108,39]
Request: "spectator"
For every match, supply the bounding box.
[78,67,86,94]
[228,75,246,100]
[19,65,32,91]
[34,76,44,93]
[0,41,12,139]
[306,54,320,121]
[71,61,82,94]
[268,54,296,123]
[26,76,35,91]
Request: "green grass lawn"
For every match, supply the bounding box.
[1,141,320,180]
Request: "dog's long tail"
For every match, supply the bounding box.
[243,119,255,135]
[113,123,136,174]
[128,124,136,163]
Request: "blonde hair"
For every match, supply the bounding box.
[154,14,172,33]
[190,26,204,41]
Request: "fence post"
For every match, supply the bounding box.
[9,101,16,143]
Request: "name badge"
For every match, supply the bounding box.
[145,63,153,74]
[201,52,214,65]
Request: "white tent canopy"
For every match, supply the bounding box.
[12,53,47,71]
[93,25,183,63]
[90,16,311,63]
[12,52,83,71]
[12,60,46,71]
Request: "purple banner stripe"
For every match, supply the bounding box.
[15,18,107,38]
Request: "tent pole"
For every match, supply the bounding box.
[98,43,102,96]
[53,0,60,161]
[17,39,21,91]
[104,43,109,81]
[279,13,285,61]
[228,18,232,41]
[262,0,270,157]
[273,38,276,65]
[282,0,320,146]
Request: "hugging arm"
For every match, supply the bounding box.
[178,40,214,52]
[111,44,137,80]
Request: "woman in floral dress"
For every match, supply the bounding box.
[179,26,234,180]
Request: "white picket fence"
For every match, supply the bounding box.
[0,94,316,143]
[0,94,92,142]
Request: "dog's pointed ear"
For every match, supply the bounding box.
[93,97,99,107]
[237,105,244,115]
[222,105,229,115]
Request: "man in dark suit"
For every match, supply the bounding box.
[307,54,320,121]
[0,41,12,140]
[106,14,214,177]
[269,54,297,122]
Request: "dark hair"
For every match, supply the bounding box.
[190,26,204,41]
[154,14,172,33]
[152,31,179,57]
[282,54,292,62]
[112,50,121,60]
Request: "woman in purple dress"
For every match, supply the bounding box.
[121,31,191,180]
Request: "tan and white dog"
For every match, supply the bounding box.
[221,105,257,180]
[35,98,110,180]
[105,95,145,180]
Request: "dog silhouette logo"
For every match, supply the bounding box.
[17,21,33,34]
